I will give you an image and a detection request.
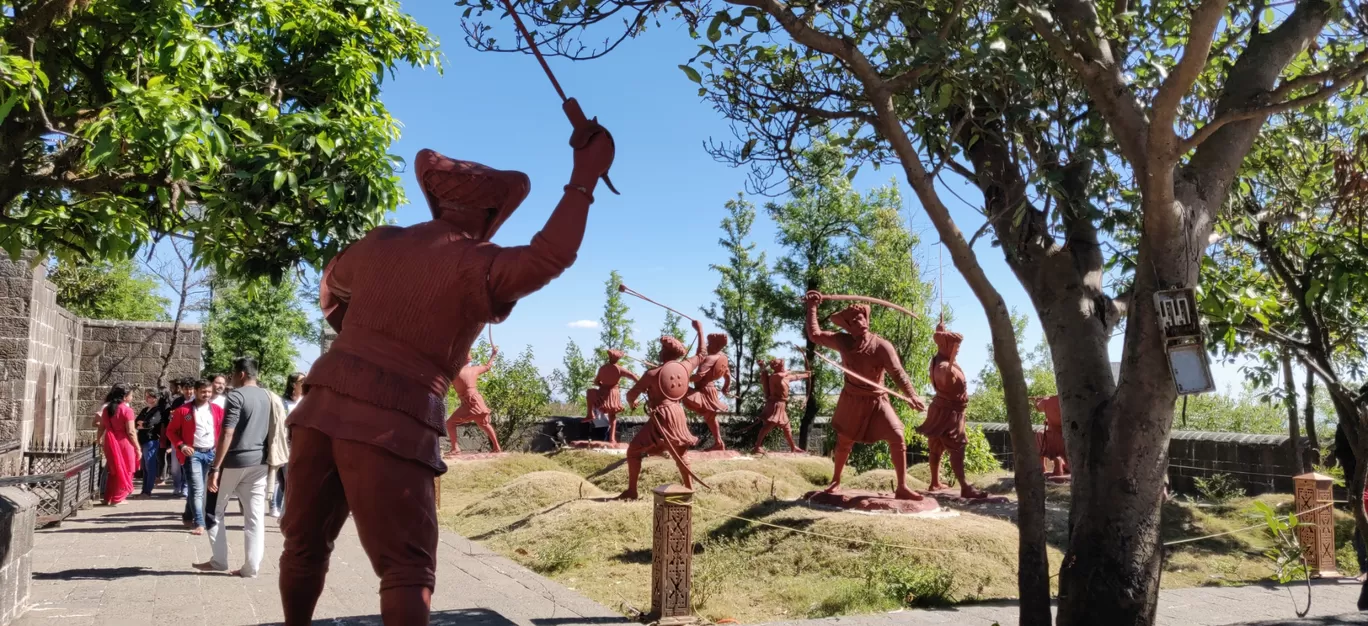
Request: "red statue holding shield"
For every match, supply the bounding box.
[584,349,638,444]
[805,291,926,500]
[751,357,809,454]
[445,346,501,456]
[281,114,615,624]
[918,322,988,498]
[684,333,732,451]
[617,320,707,500]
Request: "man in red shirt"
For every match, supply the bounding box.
[280,122,614,625]
[166,380,223,535]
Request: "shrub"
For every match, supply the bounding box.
[531,536,586,574]
[693,539,748,609]
[861,547,957,608]
[1194,473,1246,504]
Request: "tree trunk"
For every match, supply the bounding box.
[1056,199,1199,625]
[157,266,191,388]
[1282,351,1306,472]
[1304,367,1320,466]
[798,338,818,450]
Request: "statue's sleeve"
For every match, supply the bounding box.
[626,370,651,405]
[804,302,848,351]
[618,365,640,384]
[320,240,360,332]
[882,341,919,400]
[486,191,591,310]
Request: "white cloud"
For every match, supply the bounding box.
[567,320,599,329]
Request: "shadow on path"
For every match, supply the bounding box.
[34,566,198,580]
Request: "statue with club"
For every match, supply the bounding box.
[918,322,988,498]
[805,291,927,500]
[751,357,810,454]
[446,345,501,456]
[617,319,708,500]
[683,333,732,451]
[583,349,638,444]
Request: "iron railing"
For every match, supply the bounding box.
[0,441,100,527]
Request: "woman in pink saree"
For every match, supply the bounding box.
[96,384,139,506]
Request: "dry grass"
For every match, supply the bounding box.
[435,452,1340,623]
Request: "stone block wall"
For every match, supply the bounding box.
[0,487,37,624]
[77,320,203,436]
[0,252,203,449]
[971,421,1297,496]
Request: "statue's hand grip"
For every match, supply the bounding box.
[564,98,620,195]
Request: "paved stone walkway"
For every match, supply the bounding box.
[14,493,1367,625]
[16,495,629,626]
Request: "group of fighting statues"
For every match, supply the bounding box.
[284,111,1064,623]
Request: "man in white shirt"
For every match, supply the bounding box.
[211,374,229,409]
[167,380,223,535]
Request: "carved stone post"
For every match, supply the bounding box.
[651,484,695,625]
[1294,472,1338,578]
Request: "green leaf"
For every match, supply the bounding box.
[0,93,21,126]
[707,11,729,43]
[936,83,953,110]
[171,44,190,67]
[272,170,287,191]
[679,64,703,84]
[988,39,1007,52]
[741,137,757,160]
[316,133,336,157]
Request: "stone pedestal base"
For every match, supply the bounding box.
[752,450,813,458]
[802,489,941,514]
[918,489,1010,505]
[1046,474,1072,484]
[444,452,511,461]
[569,441,630,450]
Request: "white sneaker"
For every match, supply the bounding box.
[268,507,281,518]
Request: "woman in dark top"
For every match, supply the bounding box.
[133,387,170,498]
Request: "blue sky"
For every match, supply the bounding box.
[285,1,1251,396]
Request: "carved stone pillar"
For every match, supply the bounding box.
[650,484,695,625]
[1294,472,1338,578]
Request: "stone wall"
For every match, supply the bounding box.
[0,252,203,449]
[77,320,203,436]
[0,487,37,624]
[971,421,1297,496]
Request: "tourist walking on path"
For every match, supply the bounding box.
[96,384,139,506]
[133,388,169,498]
[165,379,193,497]
[168,380,222,534]
[197,357,273,578]
[271,372,304,518]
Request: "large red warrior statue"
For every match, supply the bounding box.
[683,333,732,451]
[617,320,707,500]
[281,119,614,625]
[918,322,988,498]
[1033,395,1069,476]
[751,357,810,454]
[445,346,501,456]
[583,349,638,444]
[806,291,927,500]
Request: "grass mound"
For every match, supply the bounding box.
[843,469,929,493]
[548,449,626,478]
[704,469,807,503]
[461,471,606,518]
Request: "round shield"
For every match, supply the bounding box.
[656,361,690,402]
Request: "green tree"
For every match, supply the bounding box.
[0,0,440,281]
[966,311,1057,425]
[646,311,688,364]
[472,342,552,448]
[764,141,879,449]
[48,257,169,321]
[460,0,1367,618]
[202,277,313,389]
[550,338,595,405]
[597,270,638,360]
[703,195,780,415]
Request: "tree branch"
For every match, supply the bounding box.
[1180,55,1368,154]
[1151,0,1232,156]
